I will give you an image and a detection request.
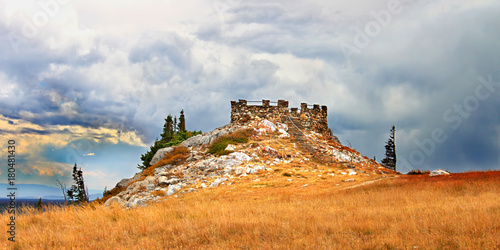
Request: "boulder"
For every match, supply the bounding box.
[180,134,205,148]
[166,183,182,196]
[229,152,252,162]
[126,198,146,209]
[260,145,278,156]
[246,168,257,174]
[150,147,174,166]
[116,178,131,189]
[165,178,180,185]
[276,123,288,132]
[235,167,246,175]
[157,171,170,176]
[210,177,228,187]
[144,176,155,184]
[158,176,173,185]
[216,152,252,169]
[146,184,156,191]
[225,144,237,151]
[104,196,124,207]
[331,149,352,162]
[278,132,290,138]
[223,166,233,174]
[257,120,277,133]
[253,165,266,171]
[115,172,141,189]
[429,169,450,176]
[158,176,168,185]
[154,165,175,175]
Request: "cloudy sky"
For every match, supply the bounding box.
[1,0,499,190]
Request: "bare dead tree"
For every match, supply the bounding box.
[56,179,68,205]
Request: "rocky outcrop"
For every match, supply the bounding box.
[105,119,392,209]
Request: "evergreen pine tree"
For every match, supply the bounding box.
[67,163,89,204]
[173,116,178,133]
[381,125,397,171]
[138,110,202,170]
[160,115,174,143]
[36,197,44,212]
[178,110,186,133]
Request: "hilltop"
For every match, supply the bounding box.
[100,99,396,208]
[2,98,499,248]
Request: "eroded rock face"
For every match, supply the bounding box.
[150,147,174,166]
[108,144,269,209]
[115,173,141,189]
[180,124,250,148]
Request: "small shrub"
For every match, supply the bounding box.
[283,172,292,177]
[218,150,233,156]
[407,170,430,175]
[142,146,190,178]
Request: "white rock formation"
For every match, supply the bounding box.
[429,169,450,176]
[150,147,174,166]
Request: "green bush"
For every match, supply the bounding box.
[208,129,253,155]
[217,150,233,156]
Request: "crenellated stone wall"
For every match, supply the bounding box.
[230,99,331,136]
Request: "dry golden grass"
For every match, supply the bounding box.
[2,171,499,249]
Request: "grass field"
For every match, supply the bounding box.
[2,171,499,249]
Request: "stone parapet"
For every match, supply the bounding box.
[230,99,331,136]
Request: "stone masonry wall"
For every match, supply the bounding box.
[230,99,331,136]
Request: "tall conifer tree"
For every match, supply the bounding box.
[178,110,186,132]
[381,125,397,171]
[66,163,89,204]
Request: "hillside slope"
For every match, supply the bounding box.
[3,171,499,249]
[101,118,396,208]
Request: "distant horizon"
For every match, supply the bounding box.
[0,183,103,200]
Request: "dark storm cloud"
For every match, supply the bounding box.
[198,1,344,61]
[1,0,499,175]
[20,128,52,135]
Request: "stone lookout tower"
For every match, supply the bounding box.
[230,99,332,136]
